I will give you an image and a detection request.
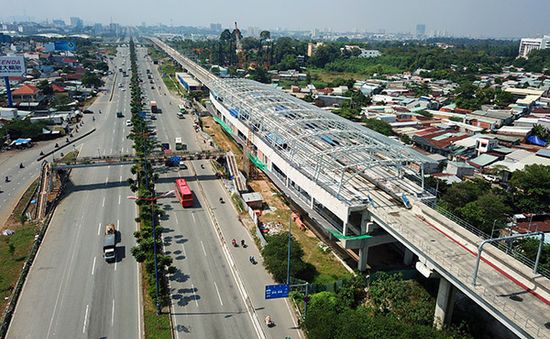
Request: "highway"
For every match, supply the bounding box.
[7,46,141,339]
[137,46,302,338]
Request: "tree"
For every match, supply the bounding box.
[310,45,340,68]
[259,30,271,41]
[458,192,511,234]
[37,79,53,96]
[509,164,550,213]
[362,119,393,136]
[531,124,550,140]
[82,71,102,88]
[302,292,339,339]
[261,233,309,282]
[439,178,491,213]
[248,66,270,84]
[367,272,435,326]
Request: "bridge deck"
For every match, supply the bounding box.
[372,202,550,339]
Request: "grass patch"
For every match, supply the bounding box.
[59,150,79,163]
[309,68,363,84]
[142,264,171,339]
[0,223,38,310]
[7,180,39,224]
[258,203,352,285]
[0,178,41,313]
[158,63,181,94]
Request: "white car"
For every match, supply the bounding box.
[125,120,132,126]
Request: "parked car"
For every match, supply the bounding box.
[125,120,132,126]
[83,109,94,114]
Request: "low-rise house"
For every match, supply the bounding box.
[445,161,475,178]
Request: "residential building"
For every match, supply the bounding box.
[518,35,550,58]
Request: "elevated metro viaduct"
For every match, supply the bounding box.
[151,37,550,338]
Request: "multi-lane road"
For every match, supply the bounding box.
[5,42,302,339]
[135,45,302,339]
[7,46,141,339]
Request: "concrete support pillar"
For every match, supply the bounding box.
[360,211,370,233]
[342,212,349,237]
[433,277,456,329]
[358,245,369,272]
[403,248,414,266]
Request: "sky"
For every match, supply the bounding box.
[4,0,550,38]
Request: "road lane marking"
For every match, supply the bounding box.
[117,219,120,229]
[111,298,115,327]
[102,197,105,207]
[214,281,224,306]
[118,194,121,205]
[105,177,109,185]
[112,129,115,134]
[110,148,113,154]
[191,283,199,306]
[82,304,89,333]
[174,214,179,225]
[121,147,124,153]
[91,257,96,275]
[201,241,207,257]
[191,213,196,223]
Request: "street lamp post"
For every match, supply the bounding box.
[286,210,292,286]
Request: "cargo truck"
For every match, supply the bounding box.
[103,223,116,262]
[150,101,158,113]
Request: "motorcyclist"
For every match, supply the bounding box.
[219,197,224,203]
[241,239,245,247]
[5,176,9,182]
[19,163,24,169]
[232,239,237,247]
[265,315,273,327]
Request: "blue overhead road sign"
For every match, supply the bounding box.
[265,284,289,300]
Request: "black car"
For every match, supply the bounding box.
[83,109,94,114]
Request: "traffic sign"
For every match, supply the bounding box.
[265,284,289,300]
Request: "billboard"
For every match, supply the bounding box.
[43,41,77,52]
[0,56,26,77]
[54,41,77,51]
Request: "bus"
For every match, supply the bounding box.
[175,178,193,207]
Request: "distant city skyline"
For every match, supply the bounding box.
[1,0,549,38]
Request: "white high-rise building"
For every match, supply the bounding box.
[518,35,550,58]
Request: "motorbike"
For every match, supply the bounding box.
[232,239,237,247]
[19,163,24,169]
[241,240,246,248]
[265,316,274,327]
[200,164,204,169]
[5,176,9,183]
[249,256,256,265]
[219,197,225,204]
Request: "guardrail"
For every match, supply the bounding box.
[373,211,549,339]
[423,200,550,279]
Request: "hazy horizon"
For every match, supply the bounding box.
[2,0,550,38]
